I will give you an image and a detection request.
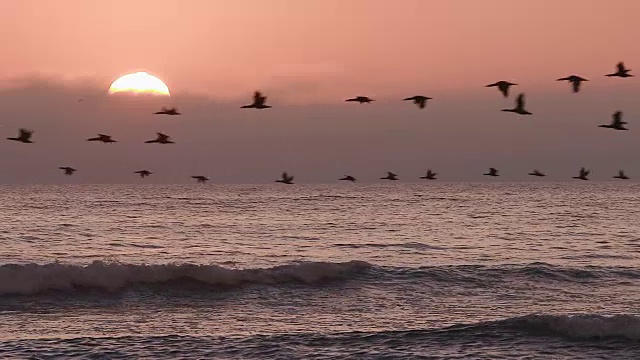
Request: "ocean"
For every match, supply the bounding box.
[1,183,639,359]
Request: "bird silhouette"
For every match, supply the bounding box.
[573,167,590,180]
[241,91,271,109]
[58,167,76,176]
[145,132,174,144]
[484,168,499,177]
[599,111,628,130]
[485,81,517,97]
[420,169,437,180]
[613,170,630,180]
[606,62,633,78]
[528,169,546,177]
[87,134,117,143]
[403,95,432,109]
[275,172,294,184]
[345,96,374,104]
[380,171,398,180]
[134,170,152,178]
[501,93,532,115]
[557,75,589,93]
[192,175,209,183]
[154,107,181,115]
[339,175,357,182]
[7,128,34,143]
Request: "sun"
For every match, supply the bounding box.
[108,72,170,96]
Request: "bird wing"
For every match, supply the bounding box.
[618,62,626,72]
[19,128,32,138]
[388,172,397,177]
[403,96,415,101]
[613,111,622,125]
[572,80,581,93]
[516,94,525,108]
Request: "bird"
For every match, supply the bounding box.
[275,172,294,184]
[606,62,633,78]
[380,172,398,181]
[528,169,546,177]
[87,134,117,143]
[192,176,209,183]
[573,167,590,181]
[345,96,374,104]
[485,81,517,97]
[154,107,181,115]
[403,95,432,109]
[484,168,499,177]
[7,128,34,143]
[419,169,437,180]
[613,170,630,180]
[134,170,152,178]
[501,93,532,115]
[557,75,588,93]
[58,167,76,176]
[241,91,271,109]
[599,111,628,130]
[145,132,174,144]
[339,175,357,182]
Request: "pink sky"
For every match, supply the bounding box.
[0,1,638,183]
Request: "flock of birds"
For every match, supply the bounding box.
[5,62,636,184]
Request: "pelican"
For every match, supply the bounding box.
[154,107,181,115]
[403,95,432,109]
[241,91,271,109]
[87,134,117,143]
[7,128,34,143]
[573,167,590,181]
[599,111,628,130]
[484,168,499,177]
[557,75,589,93]
[613,170,630,180]
[528,169,546,177]
[485,81,517,97]
[275,172,294,184]
[419,169,437,180]
[339,175,357,182]
[501,93,532,115]
[58,167,76,176]
[144,132,174,144]
[606,62,633,78]
[192,176,209,183]
[134,170,152,178]
[345,96,374,104]
[380,172,398,181]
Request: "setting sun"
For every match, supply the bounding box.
[108,72,170,95]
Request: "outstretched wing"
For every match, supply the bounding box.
[516,94,525,109]
[612,111,623,125]
[572,80,581,93]
[388,171,397,177]
[617,62,626,72]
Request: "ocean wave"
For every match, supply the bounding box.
[0,260,372,295]
[505,313,640,340]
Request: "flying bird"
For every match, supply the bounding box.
[380,172,398,181]
[573,167,590,181]
[403,95,432,109]
[7,128,34,143]
[275,172,294,184]
[192,176,209,183]
[58,167,76,176]
[241,91,271,109]
[87,134,117,143]
[339,175,357,182]
[613,170,630,180]
[154,107,181,115]
[145,132,174,144]
[606,62,633,78]
[485,81,517,97]
[134,170,152,178]
[528,169,546,177]
[420,169,437,180]
[599,111,628,130]
[557,75,588,93]
[345,96,374,104]
[484,168,499,177]
[501,93,532,115]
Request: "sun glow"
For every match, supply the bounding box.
[108,72,170,95]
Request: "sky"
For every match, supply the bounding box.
[0,0,639,183]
